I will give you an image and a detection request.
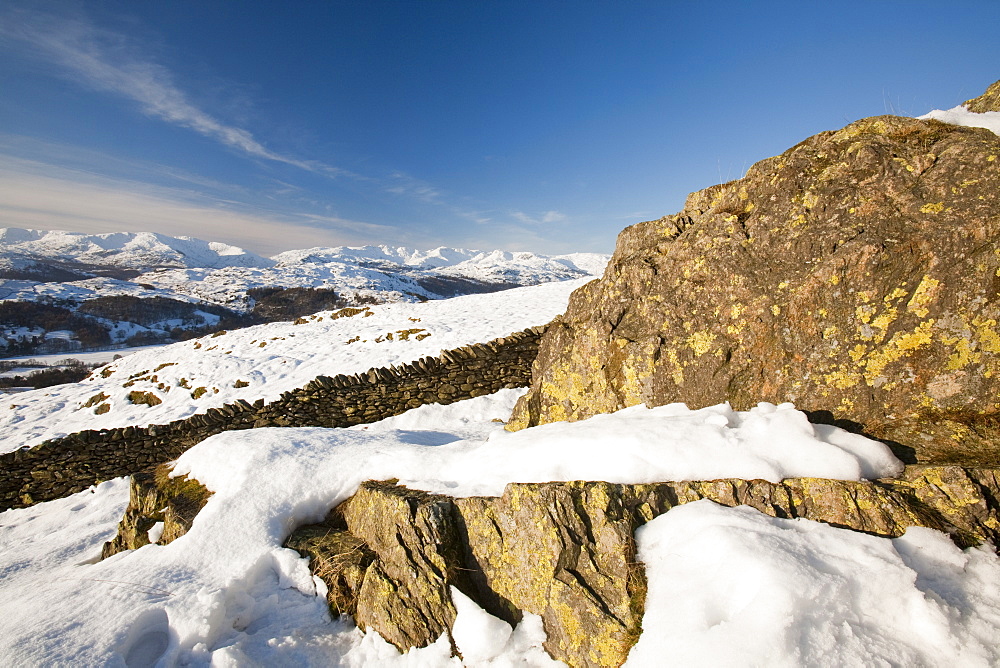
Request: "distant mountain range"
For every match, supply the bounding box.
[0,228,608,357]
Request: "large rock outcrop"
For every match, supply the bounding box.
[965,79,1000,113]
[101,465,211,559]
[509,111,1000,464]
[103,463,1000,665]
[282,469,1000,667]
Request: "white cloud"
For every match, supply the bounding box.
[0,7,479,238]
[386,172,442,203]
[510,210,568,226]
[0,7,321,172]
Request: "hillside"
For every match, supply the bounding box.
[0,278,591,452]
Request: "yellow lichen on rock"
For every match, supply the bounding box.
[508,108,1000,462]
[686,331,716,357]
[863,320,936,384]
[907,276,940,318]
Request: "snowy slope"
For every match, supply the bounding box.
[0,262,998,665]
[0,278,593,452]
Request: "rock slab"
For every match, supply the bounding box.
[283,467,1000,667]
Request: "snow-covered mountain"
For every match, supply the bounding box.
[0,229,607,306]
[0,228,274,271]
[0,228,609,357]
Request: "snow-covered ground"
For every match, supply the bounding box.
[0,278,591,452]
[0,344,167,366]
[1,390,998,666]
[4,105,1000,666]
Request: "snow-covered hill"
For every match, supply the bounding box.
[0,228,273,270]
[0,229,609,357]
[133,246,603,311]
[0,278,592,452]
[0,230,608,306]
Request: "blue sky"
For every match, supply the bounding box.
[1,1,998,256]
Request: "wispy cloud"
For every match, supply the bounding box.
[510,210,568,226]
[0,6,557,251]
[0,6,322,172]
[386,172,442,203]
[0,154,398,255]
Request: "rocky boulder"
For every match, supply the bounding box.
[509,112,1000,464]
[102,461,1000,666]
[284,468,1000,667]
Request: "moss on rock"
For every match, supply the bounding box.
[101,464,212,559]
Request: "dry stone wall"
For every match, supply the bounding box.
[0,327,545,511]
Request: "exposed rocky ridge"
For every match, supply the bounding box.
[509,113,1000,466]
[105,466,1000,666]
[965,78,1000,113]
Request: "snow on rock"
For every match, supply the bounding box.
[919,105,1000,136]
[0,278,592,452]
[381,401,904,498]
[1,387,995,666]
[449,587,560,666]
[627,500,1000,667]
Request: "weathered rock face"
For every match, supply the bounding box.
[454,482,645,666]
[508,114,1000,464]
[965,78,1000,113]
[101,465,211,559]
[283,468,1000,667]
[103,464,1000,665]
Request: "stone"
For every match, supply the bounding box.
[289,468,1000,667]
[509,112,1000,465]
[455,481,643,667]
[101,465,212,559]
[965,79,1000,113]
[339,481,473,651]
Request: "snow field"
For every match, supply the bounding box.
[0,278,592,452]
[627,502,1000,667]
[2,387,978,666]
